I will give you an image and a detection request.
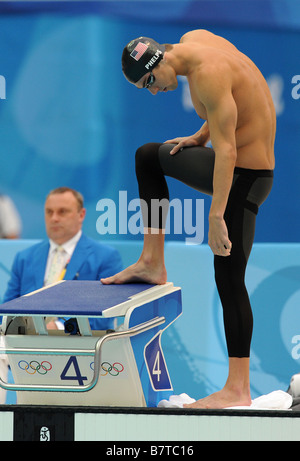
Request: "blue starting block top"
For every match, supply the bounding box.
[0,281,156,317]
[0,280,182,407]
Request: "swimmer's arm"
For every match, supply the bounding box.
[194,121,210,144]
[188,121,210,145]
[199,70,238,255]
[206,98,237,216]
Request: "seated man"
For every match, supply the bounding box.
[3,187,123,330]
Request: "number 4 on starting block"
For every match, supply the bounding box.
[144,333,172,391]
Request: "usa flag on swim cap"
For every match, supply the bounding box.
[130,42,148,61]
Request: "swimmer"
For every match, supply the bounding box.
[101,30,275,409]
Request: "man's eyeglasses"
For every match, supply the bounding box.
[145,72,155,89]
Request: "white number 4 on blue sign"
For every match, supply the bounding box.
[144,334,172,391]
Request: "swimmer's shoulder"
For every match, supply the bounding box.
[180,30,239,55]
[180,29,212,44]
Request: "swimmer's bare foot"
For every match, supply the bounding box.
[184,357,252,409]
[101,259,167,285]
[102,230,167,285]
[183,387,251,410]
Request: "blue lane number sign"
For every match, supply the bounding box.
[144,333,172,391]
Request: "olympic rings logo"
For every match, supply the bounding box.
[90,361,124,377]
[18,360,52,375]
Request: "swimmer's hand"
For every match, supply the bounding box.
[164,135,200,155]
[208,215,232,257]
[164,124,210,155]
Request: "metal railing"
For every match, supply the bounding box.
[0,316,165,393]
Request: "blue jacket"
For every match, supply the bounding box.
[3,234,123,330]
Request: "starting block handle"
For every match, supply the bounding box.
[0,316,165,393]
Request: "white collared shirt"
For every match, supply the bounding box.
[44,230,82,284]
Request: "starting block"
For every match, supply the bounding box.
[0,281,182,407]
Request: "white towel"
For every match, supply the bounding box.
[242,390,292,410]
[158,393,196,408]
[158,390,293,410]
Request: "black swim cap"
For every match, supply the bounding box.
[122,37,165,83]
